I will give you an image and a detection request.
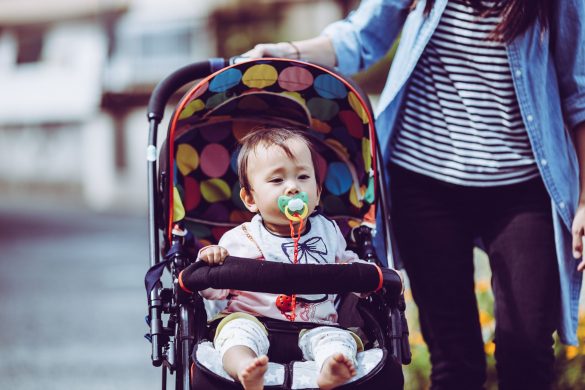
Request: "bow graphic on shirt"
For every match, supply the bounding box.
[281,236,328,264]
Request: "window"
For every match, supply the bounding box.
[140,29,192,59]
[15,27,45,64]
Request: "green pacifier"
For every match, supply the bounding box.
[278,192,309,222]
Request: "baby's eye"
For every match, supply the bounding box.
[269,178,283,183]
[298,174,310,180]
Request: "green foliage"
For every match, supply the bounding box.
[554,315,585,390]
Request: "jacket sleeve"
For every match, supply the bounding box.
[321,0,411,75]
[552,0,585,129]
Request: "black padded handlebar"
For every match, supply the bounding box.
[178,256,402,298]
[147,58,228,122]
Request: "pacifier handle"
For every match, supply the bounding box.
[279,192,309,222]
[284,203,309,222]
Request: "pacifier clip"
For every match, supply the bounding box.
[276,193,309,321]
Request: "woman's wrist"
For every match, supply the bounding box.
[274,41,301,59]
[274,37,336,67]
[288,41,301,59]
[294,36,337,67]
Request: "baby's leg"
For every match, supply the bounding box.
[223,346,268,390]
[318,353,357,390]
[214,314,270,390]
[298,326,360,390]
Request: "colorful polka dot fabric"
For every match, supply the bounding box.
[166,59,377,246]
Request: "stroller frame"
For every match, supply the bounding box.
[145,58,410,390]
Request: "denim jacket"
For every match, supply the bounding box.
[323,0,585,344]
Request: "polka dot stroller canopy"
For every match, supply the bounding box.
[163,58,378,246]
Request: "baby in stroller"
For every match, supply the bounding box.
[181,126,377,390]
[145,57,410,390]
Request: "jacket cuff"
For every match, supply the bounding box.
[564,93,585,130]
[322,21,362,75]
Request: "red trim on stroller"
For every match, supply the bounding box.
[178,270,194,294]
[374,264,384,292]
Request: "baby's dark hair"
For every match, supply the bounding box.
[237,126,321,193]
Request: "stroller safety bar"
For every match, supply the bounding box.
[178,256,402,297]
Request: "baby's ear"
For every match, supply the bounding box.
[240,187,258,213]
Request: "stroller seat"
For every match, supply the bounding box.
[144,58,410,390]
[196,341,384,388]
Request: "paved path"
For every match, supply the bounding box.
[0,200,163,390]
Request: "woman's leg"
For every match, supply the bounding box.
[479,178,559,390]
[389,164,486,390]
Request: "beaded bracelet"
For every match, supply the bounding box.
[288,41,301,60]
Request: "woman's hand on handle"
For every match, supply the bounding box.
[242,42,300,60]
[241,36,337,68]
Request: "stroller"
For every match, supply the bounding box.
[144,57,411,390]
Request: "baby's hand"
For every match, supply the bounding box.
[198,245,229,266]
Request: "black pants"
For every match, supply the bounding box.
[389,164,560,390]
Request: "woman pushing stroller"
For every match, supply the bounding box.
[179,126,379,390]
[244,0,585,389]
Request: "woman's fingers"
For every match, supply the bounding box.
[571,206,585,259]
[240,46,263,58]
[241,43,294,59]
[572,228,582,259]
[571,222,585,272]
[241,43,276,58]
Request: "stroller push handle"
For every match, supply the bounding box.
[147,58,228,123]
[178,256,402,298]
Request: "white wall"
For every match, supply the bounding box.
[0,123,83,183]
[0,23,107,124]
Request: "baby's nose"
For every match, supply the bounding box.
[285,185,300,195]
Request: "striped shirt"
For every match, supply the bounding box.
[390,0,539,186]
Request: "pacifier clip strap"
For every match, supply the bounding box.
[283,217,304,322]
[277,192,309,322]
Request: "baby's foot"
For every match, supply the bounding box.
[238,355,268,390]
[317,353,357,390]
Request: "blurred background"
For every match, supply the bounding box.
[0,0,583,389]
[0,0,383,212]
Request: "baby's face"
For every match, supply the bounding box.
[240,138,321,235]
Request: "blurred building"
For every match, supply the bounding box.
[0,0,351,212]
